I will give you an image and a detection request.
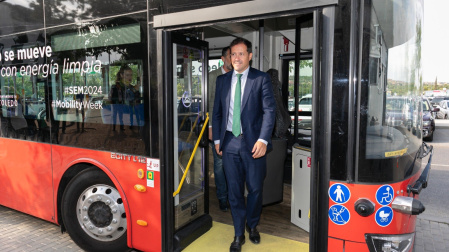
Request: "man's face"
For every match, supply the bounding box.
[231,43,252,73]
[122,69,133,85]
[221,49,233,72]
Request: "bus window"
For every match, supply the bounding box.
[358,1,423,183]
[0,31,49,141]
[46,16,149,156]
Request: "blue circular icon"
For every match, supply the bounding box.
[328,204,350,225]
[375,206,394,227]
[376,185,394,205]
[329,183,351,204]
[182,91,192,108]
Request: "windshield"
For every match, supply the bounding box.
[423,100,430,111]
[356,0,424,183]
[432,97,443,104]
[299,97,312,105]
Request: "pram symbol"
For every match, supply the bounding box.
[375,206,393,227]
[379,210,390,222]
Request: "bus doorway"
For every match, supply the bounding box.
[204,14,315,244]
[161,12,317,247]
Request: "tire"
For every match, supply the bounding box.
[61,168,129,252]
[445,114,448,119]
[424,129,434,142]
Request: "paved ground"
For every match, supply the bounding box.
[0,206,82,252]
[415,218,449,252]
[1,205,448,252]
[414,119,449,252]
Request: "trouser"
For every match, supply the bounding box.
[222,131,266,236]
[209,141,227,203]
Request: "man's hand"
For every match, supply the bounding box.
[215,144,222,156]
[252,141,267,159]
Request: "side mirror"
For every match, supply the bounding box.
[433,107,440,112]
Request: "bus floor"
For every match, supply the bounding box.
[208,163,309,244]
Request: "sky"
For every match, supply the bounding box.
[423,0,449,83]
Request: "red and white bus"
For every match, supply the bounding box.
[0,0,430,251]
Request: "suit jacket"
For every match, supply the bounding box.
[208,67,223,127]
[212,67,276,152]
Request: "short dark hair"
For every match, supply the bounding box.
[221,46,230,57]
[230,37,252,54]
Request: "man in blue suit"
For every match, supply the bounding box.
[212,37,276,252]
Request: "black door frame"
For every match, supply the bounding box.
[161,31,211,251]
[157,6,335,252]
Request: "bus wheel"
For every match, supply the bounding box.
[62,168,129,252]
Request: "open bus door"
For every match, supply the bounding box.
[161,32,212,251]
[153,1,335,251]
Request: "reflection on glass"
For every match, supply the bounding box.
[173,43,205,230]
[46,18,147,155]
[0,31,49,142]
[359,0,423,183]
[288,59,313,144]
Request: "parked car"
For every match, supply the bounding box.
[385,96,407,127]
[429,96,449,108]
[290,94,312,129]
[297,94,312,112]
[436,100,449,119]
[422,98,439,141]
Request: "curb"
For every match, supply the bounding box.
[418,215,449,225]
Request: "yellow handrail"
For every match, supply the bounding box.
[173,113,210,197]
[177,113,200,184]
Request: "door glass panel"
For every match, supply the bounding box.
[289,59,313,142]
[173,43,205,230]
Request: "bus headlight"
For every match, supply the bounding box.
[365,233,414,252]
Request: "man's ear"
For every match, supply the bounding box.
[249,52,253,61]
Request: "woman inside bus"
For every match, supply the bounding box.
[109,66,130,131]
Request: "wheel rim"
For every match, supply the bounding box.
[76,184,127,242]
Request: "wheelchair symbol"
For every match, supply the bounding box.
[376,185,394,205]
[380,187,393,204]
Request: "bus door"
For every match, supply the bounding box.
[164,32,212,250]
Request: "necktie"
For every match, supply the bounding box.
[232,74,243,137]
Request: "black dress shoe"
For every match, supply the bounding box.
[230,235,245,252]
[246,224,260,244]
[219,200,228,212]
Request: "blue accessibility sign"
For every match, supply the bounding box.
[328,204,350,225]
[375,206,394,227]
[329,183,350,204]
[376,185,394,205]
